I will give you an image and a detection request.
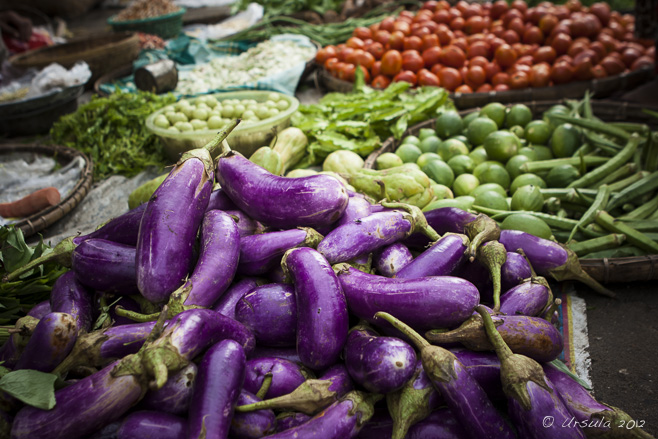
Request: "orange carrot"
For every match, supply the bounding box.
[0,187,61,218]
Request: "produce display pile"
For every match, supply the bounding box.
[0,118,654,439]
[315,0,655,91]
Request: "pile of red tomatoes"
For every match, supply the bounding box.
[315,0,655,92]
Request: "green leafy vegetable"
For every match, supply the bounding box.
[50,89,176,181]
[232,0,343,18]
[0,369,57,410]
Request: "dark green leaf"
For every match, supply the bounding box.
[0,369,57,410]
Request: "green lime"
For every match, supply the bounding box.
[419,136,442,153]
[473,190,509,211]
[447,154,476,176]
[506,104,533,128]
[533,145,554,161]
[543,104,570,129]
[376,152,404,169]
[431,184,454,200]
[471,182,507,198]
[545,164,580,188]
[501,214,553,239]
[510,173,547,195]
[518,146,537,160]
[452,173,480,197]
[480,102,506,128]
[462,110,481,128]
[505,154,531,180]
[469,146,488,166]
[483,131,521,163]
[550,124,581,158]
[509,125,525,139]
[525,120,552,145]
[473,161,511,189]
[417,152,442,169]
[418,128,438,140]
[422,159,455,187]
[451,135,471,149]
[435,111,464,139]
[467,117,499,146]
[422,196,474,212]
[396,143,423,163]
[511,185,544,211]
[402,135,421,146]
[438,138,469,161]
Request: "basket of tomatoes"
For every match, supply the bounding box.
[315,0,655,108]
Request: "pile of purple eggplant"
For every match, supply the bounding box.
[1,120,653,439]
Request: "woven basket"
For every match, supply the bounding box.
[0,144,94,238]
[317,65,656,109]
[366,100,658,283]
[108,8,186,40]
[9,32,141,85]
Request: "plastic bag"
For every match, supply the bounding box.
[25,62,91,98]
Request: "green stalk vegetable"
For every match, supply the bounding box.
[567,234,626,257]
[566,185,611,242]
[595,211,658,254]
[566,136,641,189]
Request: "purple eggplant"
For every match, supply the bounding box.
[238,228,323,276]
[500,276,553,317]
[474,241,507,311]
[501,251,533,293]
[243,357,308,399]
[335,266,479,331]
[236,363,353,415]
[14,312,77,373]
[344,325,416,394]
[230,390,277,439]
[71,239,138,295]
[317,204,440,264]
[275,412,312,433]
[136,125,237,303]
[426,312,563,363]
[212,277,262,319]
[373,243,413,277]
[235,283,297,347]
[206,187,237,212]
[405,207,478,249]
[375,312,515,439]
[386,359,445,439]
[27,300,51,319]
[258,391,382,439]
[217,151,349,228]
[457,259,494,303]
[499,229,615,297]
[396,233,469,279]
[87,421,121,439]
[543,363,654,439]
[139,362,197,416]
[282,247,349,371]
[116,411,185,439]
[250,346,301,363]
[0,316,39,369]
[451,349,505,404]
[50,271,94,333]
[10,361,144,439]
[188,339,246,439]
[335,196,374,228]
[357,408,469,439]
[224,209,267,237]
[476,305,586,439]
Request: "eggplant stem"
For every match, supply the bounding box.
[380,201,441,241]
[474,306,513,361]
[256,373,273,400]
[205,119,240,159]
[374,312,429,350]
[114,306,160,323]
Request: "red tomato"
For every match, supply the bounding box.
[389,31,406,51]
[316,46,337,64]
[441,45,467,68]
[464,16,486,35]
[529,63,551,86]
[523,26,544,45]
[470,56,489,68]
[374,30,391,46]
[435,26,454,46]
[503,9,523,27]
[394,20,411,35]
[346,37,366,50]
[600,56,626,75]
[550,62,574,83]
[476,83,493,92]
[324,57,340,74]
[494,83,510,91]
[589,41,608,60]
[411,26,432,39]
[591,64,607,78]
[489,37,507,54]
[371,75,392,89]
[353,27,373,40]
[494,44,518,68]
[539,14,558,35]
[490,0,508,19]
[450,17,466,31]
[394,70,418,85]
[354,50,376,69]
[630,56,654,71]
[466,65,486,87]
[337,63,356,81]
[371,60,382,77]
[403,36,424,51]
[380,17,396,32]
[381,50,404,76]
[423,0,439,11]
[451,37,468,52]
[590,2,611,26]
[356,65,371,83]
[366,42,385,60]
[508,70,530,89]
[621,47,643,68]
[467,41,490,59]
[417,68,441,86]
[430,63,445,76]
[502,29,521,45]
[433,9,452,24]
[511,0,528,13]
[422,34,440,50]
[369,23,380,34]
[439,67,463,91]
[492,71,510,85]
[517,55,534,66]
[455,84,473,93]
[533,46,557,64]
[485,61,502,80]
[422,46,442,68]
[551,33,572,55]
[402,50,425,72]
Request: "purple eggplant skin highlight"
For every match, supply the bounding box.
[321,363,354,398]
[344,325,416,394]
[426,313,564,363]
[10,361,144,439]
[404,207,478,249]
[249,346,301,363]
[74,203,147,247]
[205,187,237,212]
[282,247,349,371]
[188,339,246,439]
[116,411,185,439]
[543,364,655,439]
[224,209,266,237]
[500,277,553,317]
[274,412,312,433]
[14,312,77,373]
[336,195,375,228]
[235,283,297,347]
[72,239,138,295]
[357,408,469,439]
[501,251,533,293]
[373,243,413,277]
[217,151,349,228]
[238,228,322,276]
[396,233,469,279]
[336,266,479,331]
[451,349,505,404]
[259,391,381,439]
[243,357,308,399]
[230,390,277,439]
[212,277,262,320]
[50,271,94,333]
[374,312,516,439]
[27,300,51,319]
[180,210,240,307]
[139,362,197,416]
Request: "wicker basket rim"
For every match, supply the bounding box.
[107,7,186,25]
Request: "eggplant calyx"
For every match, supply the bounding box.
[476,241,507,312]
[178,148,214,185]
[299,227,324,249]
[236,379,337,415]
[380,201,441,241]
[3,237,76,282]
[464,214,501,261]
[114,284,203,323]
[201,118,240,160]
[331,262,353,276]
[345,391,383,428]
[549,245,616,298]
[52,331,111,377]
[346,253,373,274]
[387,369,434,439]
